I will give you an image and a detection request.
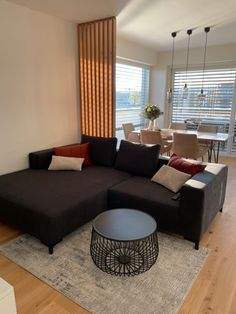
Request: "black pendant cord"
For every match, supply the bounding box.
[169,32,176,93]
[201,27,210,93]
[185,29,192,87]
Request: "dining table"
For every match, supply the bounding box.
[132,128,231,163]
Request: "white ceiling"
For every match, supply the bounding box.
[6,0,236,51]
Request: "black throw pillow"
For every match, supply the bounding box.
[115,140,160,177]
[81,134,117,167]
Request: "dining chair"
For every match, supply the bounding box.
[169,122,187,130]
[197,124,218,133]
[197,124,218,162]
[172,132,208,160]
[122,123,140,143]
[140,130,172,155]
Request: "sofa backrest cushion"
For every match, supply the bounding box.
[81,134,117,167]
[29,148,54,169]
[54,143,93,166]
[115,140,160,177]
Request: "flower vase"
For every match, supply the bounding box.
[148,119,159,131]
[148,120,155,131]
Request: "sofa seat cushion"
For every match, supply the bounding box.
[108,176,180,233]
[0,166,131,245]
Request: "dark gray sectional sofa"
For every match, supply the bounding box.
[0,135,228,253]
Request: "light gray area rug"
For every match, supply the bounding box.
[0,223,208,314]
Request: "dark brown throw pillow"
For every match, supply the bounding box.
[81,134,117,167]
[115,140,160,177]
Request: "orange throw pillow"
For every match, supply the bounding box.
[54,143,93,166]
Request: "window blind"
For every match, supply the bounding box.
[116,62,150,136]
[171,68,236,153]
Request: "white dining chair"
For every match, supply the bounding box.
[140,130,172,155]
[122,123,140,143]
[172,132,208,160]
[169,122,187,130]
[197,124,218,162]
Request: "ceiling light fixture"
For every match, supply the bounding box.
[167,32,177,104]
[182,29,192,100]
[198,27,210,103]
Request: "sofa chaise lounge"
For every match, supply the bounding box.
[0,135,228,253]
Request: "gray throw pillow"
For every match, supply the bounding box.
[151,165,191,192]
[48,156,84,171]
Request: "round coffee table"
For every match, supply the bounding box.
[90,208,158,276]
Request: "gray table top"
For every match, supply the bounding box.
[133,128,231,142]
[93,208,157,241]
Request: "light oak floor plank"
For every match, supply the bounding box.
[179,156,236,314]
[0,156,235,313]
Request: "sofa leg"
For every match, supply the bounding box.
[195,242,199,250]
[40,239,62,254]
[220,207,223,212]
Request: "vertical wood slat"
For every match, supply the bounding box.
[78,27,85,135]
[99,21,103,136]
[78,17,116,137]
[90,23,96,136]
[104,20,108,137]
[95,22,100,136]
[87,25,92,135]
[112,19,116,137]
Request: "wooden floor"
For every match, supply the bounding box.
[0,156,235,314]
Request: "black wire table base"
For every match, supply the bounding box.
[90,228,159,276]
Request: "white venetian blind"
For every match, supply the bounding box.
[171,68,236,153]
[115,62,150,135]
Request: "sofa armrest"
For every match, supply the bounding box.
[29,149,54,169]
[29,143,80,169]
[179,163,228,244]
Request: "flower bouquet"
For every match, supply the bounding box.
[143,104,163,130]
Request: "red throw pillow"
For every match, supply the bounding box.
[54,143,93,166]
[168,154,206,176]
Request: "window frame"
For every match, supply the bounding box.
[115,58,150,139]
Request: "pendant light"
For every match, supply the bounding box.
[167,32,177,104]
[198,27,210,103]
[182,29,192,100]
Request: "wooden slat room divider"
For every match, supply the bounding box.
[78,17,116,137]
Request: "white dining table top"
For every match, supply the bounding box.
[133,128,231,142]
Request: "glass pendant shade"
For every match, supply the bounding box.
[167,88,172,103]
[198,88,206,103]
[182,83,188,100]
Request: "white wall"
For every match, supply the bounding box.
[0,1,79,175]
[117,36,157,66]
[157,43,236,66]
[150,43,236,128]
